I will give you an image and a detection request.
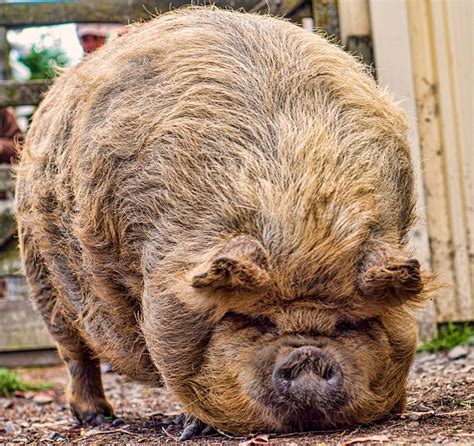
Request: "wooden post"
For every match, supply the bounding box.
[338,0,374,72]
[0,80,51,107]
[0,27,9,80]
[311,0,340,40]
[339,0,370,45]
[0,28,4,81]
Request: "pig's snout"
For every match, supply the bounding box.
[272,346,343,411]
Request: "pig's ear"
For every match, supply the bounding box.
[191,236,271,292]
[359,247,423,305]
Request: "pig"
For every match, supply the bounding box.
[15,7,431,438]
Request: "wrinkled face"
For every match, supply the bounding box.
[143,236,424,434]
[194,307,417,433]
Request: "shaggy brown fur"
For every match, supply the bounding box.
[15,7,431,435]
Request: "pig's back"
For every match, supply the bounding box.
[16,8,415,321]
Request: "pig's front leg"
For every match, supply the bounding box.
[178,414,215,441]
[60,345,115,426]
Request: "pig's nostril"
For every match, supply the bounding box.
[278,367,293,382]
[320,362,337,381]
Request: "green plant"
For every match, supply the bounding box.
[419,322,474,353]
[19,37,69,80]
[0,368,51,396]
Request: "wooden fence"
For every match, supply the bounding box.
[368,0,473,324]
[339,0,473,330]
[407,0,473,323]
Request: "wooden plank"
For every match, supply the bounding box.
[3,277,29,301]
[0,80,51,107]
[444,0,474,318]
[0,348,61,368]
[279,1,313,24]
[0,236,21,277]
[0,0,291,28]
[0,212,16,251]
[338,0,370,45]
[406,0,457,322]
[0,165,14,192]
[369,0,436,338]
[0,27,9,80]
[430,0,473,321]
[0,0,185,27]
[0,299,55,352]
[338,0,373,72]
[311,0,340,39]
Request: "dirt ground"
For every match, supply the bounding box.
[0,346,472,445]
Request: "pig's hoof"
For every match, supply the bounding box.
[71,401,116,426]
[178,415,214,441]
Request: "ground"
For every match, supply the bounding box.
[0,346,472,445]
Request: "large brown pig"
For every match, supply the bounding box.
[15,7,431,438]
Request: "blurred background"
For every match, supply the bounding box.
[0,0,472,366]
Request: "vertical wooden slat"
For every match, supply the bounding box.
[311,0,340,39]
[369,0,431,266]
[406,0,457,321]
[443,0,474,317]
[369,0,436,337]
[0,27,9,80]
[430,0,473,320]
[338,0,374,70]
[338,0,370,45]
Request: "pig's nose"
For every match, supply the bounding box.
[272,346,343,409]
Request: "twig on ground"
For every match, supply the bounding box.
[81,428,141,438]
[215,428,247,439]
[432,409,472,418]
[420,386,437,398]
[162,426,179,441]
[272,428,347,438]
[342,434,390,445]
[402,409,471,420]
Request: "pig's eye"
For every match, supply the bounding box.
[222,311,277,333]
[336,317,379,332]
